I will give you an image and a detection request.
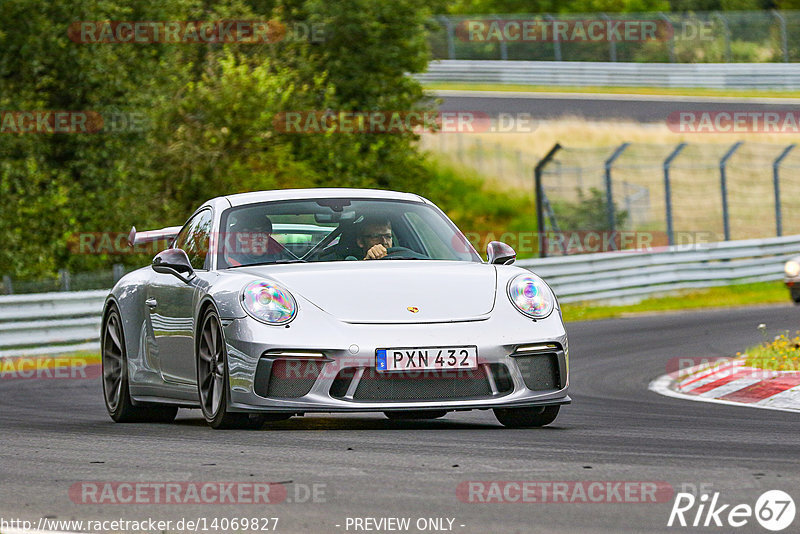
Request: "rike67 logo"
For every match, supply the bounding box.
[668,490,795,531]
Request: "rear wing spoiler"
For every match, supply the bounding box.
[128,225,183,247]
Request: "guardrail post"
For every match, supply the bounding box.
[719,141,743,241]
[2,275,12,295]
[773,144,795,237]
[663,142,687,247]
[600,14,617,62]
[535,143,562,258]
[544,15,562,61]
[773,10,789,63]
[59,269,71,292]
[658,13,676,63]
[604,143,630,232]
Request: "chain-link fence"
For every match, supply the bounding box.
[534,141,800,256]
[422,136,800,257]
[0,265,128,295]
[429,10,800,63]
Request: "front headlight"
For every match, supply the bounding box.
[507,273,555,319]
[785,260,800,278]
[242,281,297,325]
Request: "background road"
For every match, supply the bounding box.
[1,305,799,534]
[434,90,800,122]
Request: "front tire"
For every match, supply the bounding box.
[791,287,800,304]
[494,406,560,428]
[102,305,178,423]
[197,307,264,430]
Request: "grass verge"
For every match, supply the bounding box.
[424,82,800,99]
[561,281,789,322]
[744,331,800,371]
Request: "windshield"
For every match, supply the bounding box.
[217,198,481,268]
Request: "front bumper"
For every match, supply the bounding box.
[223,312,570,414]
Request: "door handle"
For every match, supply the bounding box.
[145,298,158,309]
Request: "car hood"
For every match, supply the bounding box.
[242,261,497,324]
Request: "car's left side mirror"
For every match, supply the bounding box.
[487,241,516,265]
[152,249,196,283]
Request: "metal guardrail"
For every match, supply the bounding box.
[0,235,797,357]
[518,234,800,303]
[419,60,800,89]
[0,290,106,357]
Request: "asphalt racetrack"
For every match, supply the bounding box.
[1,305,799,533]
[434,90,800,123]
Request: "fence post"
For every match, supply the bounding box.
[600,14,617,62]
[59,269,72,292]
[773,10,789,63]
[544,15,562,61]
[493,15,508,60]
[2,275,12,295]
[663,143,687,247]
[604,143,630,233]
[535,143,562,258]
[773,144,795,237]
[659,12,676,63]
[496,143,503,177]
[713,13,731,62]
[719,141,743,241]
[436,16,457,60]
[113,264,126,283]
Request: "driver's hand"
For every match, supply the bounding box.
[364,244,387,260]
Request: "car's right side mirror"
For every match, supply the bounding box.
[487,241,516,265]
[152,249,195,283]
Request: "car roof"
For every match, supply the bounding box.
[223,188,427,207]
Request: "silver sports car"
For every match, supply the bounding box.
[102,189,570,429]
[785,256,800,303]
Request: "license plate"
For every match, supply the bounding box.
[376,346,478,372]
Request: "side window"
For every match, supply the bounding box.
[174,209,213,270]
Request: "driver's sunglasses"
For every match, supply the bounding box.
[364,232,392,240]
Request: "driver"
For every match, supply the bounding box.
[356,217,393,260]
[224,211,289,267]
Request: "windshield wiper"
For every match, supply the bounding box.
[247,259,307,266]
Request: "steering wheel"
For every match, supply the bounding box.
[381,246,428,260]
